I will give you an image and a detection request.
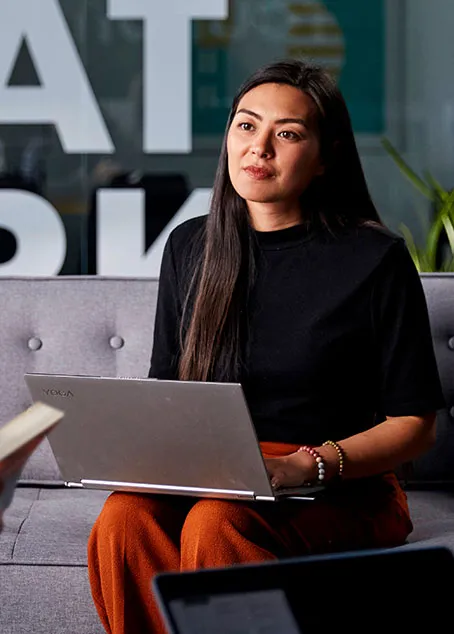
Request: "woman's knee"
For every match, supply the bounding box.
[89,493,141,550]
[95,492,147,525]
[181,499,256,543]
[180,500,282,568]
[90,492,173,540]
[90,492,194,554]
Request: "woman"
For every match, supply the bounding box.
[88,59,445,634]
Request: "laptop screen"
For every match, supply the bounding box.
[169,589,300,634]
[153,546,454,633]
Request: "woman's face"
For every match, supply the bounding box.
[227,83,324,210]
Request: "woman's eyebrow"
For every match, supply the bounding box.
[236,108,308,128]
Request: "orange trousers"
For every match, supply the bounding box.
[87,442,413,634]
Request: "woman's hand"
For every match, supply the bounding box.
[264,450,317,489]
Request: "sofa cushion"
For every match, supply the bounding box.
[1,488,452,634]
[0,277,158,483]
[0,566,104,634]
[3,488,454,565]
[0,487,109,565]
[405,490,454,549]
[0,487,107,634]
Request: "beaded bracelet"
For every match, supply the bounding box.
[297,445,325,485]
[322,440,345,479]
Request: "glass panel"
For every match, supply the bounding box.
[0,1,452,275]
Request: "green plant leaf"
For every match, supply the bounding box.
[440,254,454,272]
[424,214,444,270]
[383,137,454,272]
[398,222,422,271]
[442,216,454,254]
[423,187,454,268]
[424,172,448,203]
[442,186,454,216]
[381,137,433,200]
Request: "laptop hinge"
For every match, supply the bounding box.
[81,479,256,499]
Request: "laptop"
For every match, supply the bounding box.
[24,373,324,502]
[153,546,454,633]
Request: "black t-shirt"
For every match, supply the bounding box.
[149,215,445,445]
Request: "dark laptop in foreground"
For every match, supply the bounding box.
[24,373,323,502]
[153,545,454,633]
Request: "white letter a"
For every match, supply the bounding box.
[0,0,114,154]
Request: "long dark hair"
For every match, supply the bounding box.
[179,59,384,382]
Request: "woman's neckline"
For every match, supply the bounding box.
[252,222,316,250]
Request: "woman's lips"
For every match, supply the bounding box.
[244,166,274,180]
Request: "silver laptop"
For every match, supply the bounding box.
[24,373,323,502]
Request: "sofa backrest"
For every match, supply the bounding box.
[0,274,452,485]
[412,274,454,483]
[0,277,158,482]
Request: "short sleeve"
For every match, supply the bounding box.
[371,238,445,417]
[148,233,182,379]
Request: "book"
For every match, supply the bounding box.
[0,403,64,519]
[0,402,64,464]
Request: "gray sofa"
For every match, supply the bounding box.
[1,275,454,634]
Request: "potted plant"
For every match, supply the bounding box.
[381,137,454,272]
